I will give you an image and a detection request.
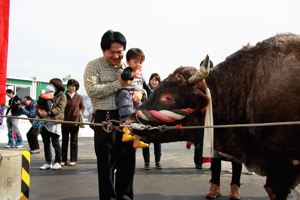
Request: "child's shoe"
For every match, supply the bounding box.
[122,127,135,142]
[38,121,45,127]
[122,127,149,148]
[133,137,149,148]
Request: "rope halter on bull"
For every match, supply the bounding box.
[134,109,195,131]
[132,54,212,132]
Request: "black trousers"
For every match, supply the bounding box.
[62,126,79,162]
[26,126,39,150]
[40,127,61,164]
[210,158,242,187]
[94,110,136,200]
[194,142,203,166]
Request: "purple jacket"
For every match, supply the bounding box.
[0,105,5,125]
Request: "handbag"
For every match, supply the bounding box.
[79,111,85,128]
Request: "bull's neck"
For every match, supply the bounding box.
[205,67,252,125]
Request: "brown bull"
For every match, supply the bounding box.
[126,33,300,200]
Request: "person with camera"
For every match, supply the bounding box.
[18,96,40,154]
[5,89,23,148]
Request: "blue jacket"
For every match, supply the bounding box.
[21,99,37,123]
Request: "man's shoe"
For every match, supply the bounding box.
[195,164,203,169]
[155,162,162,169]
[5,145,13,148]
[30,149,40,154]
[226,168,232,173]
[206,183,221,199]
[16,145,24,148]
[40,163,52,170]
[61,162,67,166]
[229,184,240,199]
[144,163,150,170]
[52,162,61,170]
[69,162,76,166]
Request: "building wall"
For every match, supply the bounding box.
[6,76,67,101]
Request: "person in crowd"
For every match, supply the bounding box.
[194,142,204,169]
[0,104,5,125]
[84,30,144,200]
[61,79,85,166]
[206,155,242,199]
[5,89,23,148]
[17,96,40,154]
[194,60,215,170]
[38,78,67,170]
[115,48,151,123]
[142,73,163,170]
[32,85,55,128]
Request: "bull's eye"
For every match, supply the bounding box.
[160,93,175,105]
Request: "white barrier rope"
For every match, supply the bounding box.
[1,115,300,132]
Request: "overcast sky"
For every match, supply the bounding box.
[7,0,300,95]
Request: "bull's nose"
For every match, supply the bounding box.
[125,114,137,125]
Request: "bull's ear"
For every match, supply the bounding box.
[191,81,209,112]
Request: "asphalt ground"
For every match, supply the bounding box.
[1,136,290,200]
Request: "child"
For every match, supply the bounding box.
[115,48,151,148]
[116,48,151,122]
[32,85,55,128]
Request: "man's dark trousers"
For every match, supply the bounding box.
[26,126,39,150]
[94,110,136,200]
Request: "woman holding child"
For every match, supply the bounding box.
[38,78,67,170]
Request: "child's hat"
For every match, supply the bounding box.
[45,85,55,93]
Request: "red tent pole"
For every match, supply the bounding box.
[0,0,10,105]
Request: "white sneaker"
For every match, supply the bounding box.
[40,163,52,170]
[5,145,13,148]
[16,145,24,148]
[52,162,61,170]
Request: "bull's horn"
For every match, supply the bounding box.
[188,55,211,84]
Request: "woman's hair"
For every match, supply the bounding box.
[67,79,80,91]
[101,30,127,51]
[149,73,161,84]
[126,48,145,62]
[50,78,65,93]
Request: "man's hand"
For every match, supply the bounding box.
[129,90,143,105]
[118,75,134,87]
[5,105,10,109]
[18,104,24,110]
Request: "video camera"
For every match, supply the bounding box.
[15,100,25,106]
